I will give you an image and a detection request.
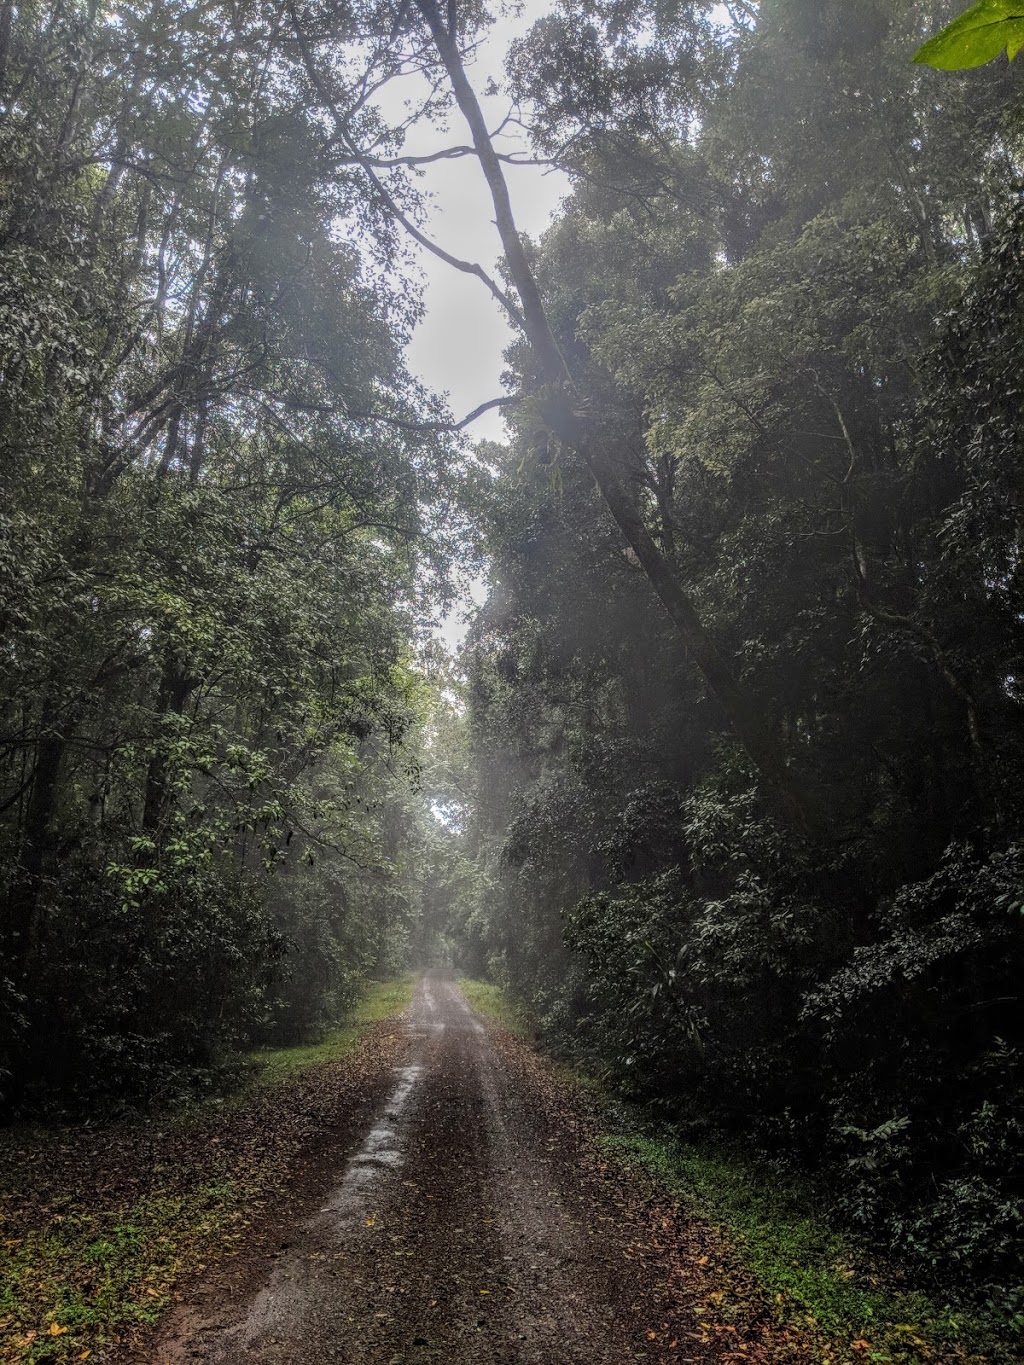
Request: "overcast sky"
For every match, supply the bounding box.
[374,2,570,443]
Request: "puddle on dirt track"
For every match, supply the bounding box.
[318,1062,423,1208]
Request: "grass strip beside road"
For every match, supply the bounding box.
[0,976,412,1365]
[457,976,533,1038]
[248,975,414,1085]
[601,1133,1018,1365]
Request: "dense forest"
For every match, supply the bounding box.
[455,0,1024,1301]
[2,0,1023,1323]
[0,0,484,1110]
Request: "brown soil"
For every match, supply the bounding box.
[132,974,817,1365]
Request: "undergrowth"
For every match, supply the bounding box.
[0,1179,259,1363]
[247,975,414,1085]
[600,1133,1019,1365]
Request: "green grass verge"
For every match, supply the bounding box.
[247,974,414,1086]
[458,977,532,1038]
[600,1133,1016,1365]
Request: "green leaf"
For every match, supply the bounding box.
[913,0,1024,70]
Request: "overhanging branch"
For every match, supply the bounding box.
[349,393,522,433]
[287,2,526,330]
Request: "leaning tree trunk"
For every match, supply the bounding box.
[413,0,816,836]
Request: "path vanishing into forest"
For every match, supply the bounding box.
[146,973,784,1365]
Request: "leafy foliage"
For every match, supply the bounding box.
[454,0,1024,1307]
[0,0,470,1113]
[915,0,1024,69]
[602,1134,1022,1363]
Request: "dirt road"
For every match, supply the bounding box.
[149,975,734,1365]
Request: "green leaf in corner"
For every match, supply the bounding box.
[913,0,1024,69]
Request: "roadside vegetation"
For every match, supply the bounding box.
[457,978,533,1040]
[601,1134,1020,1365]
[0,0,472,1122]
[467,979,1019,1365]
[447,0,1024,1321]
[0,979,412,1364]
[248,976,415,1086]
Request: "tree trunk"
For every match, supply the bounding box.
[413,0,817,835]
[142,662,196,835]
[8,704,66,972]
[0,0,14,95]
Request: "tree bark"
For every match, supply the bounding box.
[142,657,197,835]
[413,0,816,835]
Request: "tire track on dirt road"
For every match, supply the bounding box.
[148,973,732,1364]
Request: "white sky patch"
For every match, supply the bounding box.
[372,2,570,443]
[368,6,569,653]
[436,571,489,651]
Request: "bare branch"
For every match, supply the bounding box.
[361,159,527,323]
[330,144,556,171]
[348,393,522,433]
[286,2,526,329]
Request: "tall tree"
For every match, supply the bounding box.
[452,0,1024,1296]
[0,0,467,1110]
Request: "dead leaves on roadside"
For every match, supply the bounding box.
[0,1021,407,1364]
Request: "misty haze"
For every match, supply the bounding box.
[0,1,1022,1362]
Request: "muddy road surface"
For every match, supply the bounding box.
[149,975,729,1365]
